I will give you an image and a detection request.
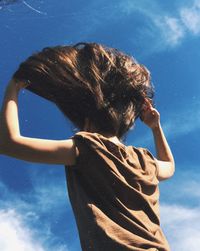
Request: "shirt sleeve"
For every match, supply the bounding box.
[70,132,94,169]
[140,148,160,180]
[68,133,88,169]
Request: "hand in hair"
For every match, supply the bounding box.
[140,98,160,129]
[140,98,175,181]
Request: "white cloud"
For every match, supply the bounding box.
[30,166,69,213]
[181,180,200,198]
[6,0,200,51]
[0,210,45,251]
[149,0,200,47]
[159,167,200,204]
[116,0,185,48]
[162,101,200,139]
[161,204,200,251]
[159,168,200,250]
[0,167,69,215]
[43,0,200,52]
[119,0,158,16]
[0,209,68,251]
[117,0,200,49]
[161,204,199,225]
[180,0,200,34]
[157,16,185,46]
[0,168,70,251]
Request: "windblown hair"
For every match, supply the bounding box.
[13,42,154,139]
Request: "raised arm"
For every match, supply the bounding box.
[0,79,77,165]
[140,99,175,181]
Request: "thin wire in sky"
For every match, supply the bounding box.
[22,1,47,15]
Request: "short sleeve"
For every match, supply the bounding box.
[68,133,88,169]
[140,148,160,180]
[67,131,104,170]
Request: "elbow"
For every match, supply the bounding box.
[171,157,175,174]
[167,161,175,179]
[171,161,175,177]
[0,137,16,155]
[0,141,10,155]
[156,159,175,181]
[167,157,175,177]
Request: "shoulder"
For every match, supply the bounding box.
[134,147,175,181]
[131,147,159,177]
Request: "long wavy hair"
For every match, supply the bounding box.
[13,42,154,139]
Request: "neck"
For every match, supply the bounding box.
[83,118,120,141]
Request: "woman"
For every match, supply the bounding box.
[0,42,174,250]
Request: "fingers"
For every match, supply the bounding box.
[140,98,159,121]
[140,106,159,119]
[144,98,153,107]
[141,98,152,111]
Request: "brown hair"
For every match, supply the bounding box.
[13,42,154,139]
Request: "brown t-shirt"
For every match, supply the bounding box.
[65,131,170,251]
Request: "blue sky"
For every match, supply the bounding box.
[0,0,200,250]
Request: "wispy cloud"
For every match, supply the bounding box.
[159,168,200,251]
[154,16,185,46]
[0,209,45,251]
[162,100,200,139]
[159,166,200,205]
[2,0,200,53]
[161,204,200,251]
[30,166,69,213]
[118,0,184,47]
[2,169,199,251]
[102,0,200,50]
[10,0,199,52]
[180,0,200,35]
[181,179,200,199]
[0,167,70,251]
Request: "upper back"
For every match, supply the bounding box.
[65,131,169,251]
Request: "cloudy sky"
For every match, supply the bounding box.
[0,0,200,250]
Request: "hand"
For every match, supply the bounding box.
[140,98,160,129]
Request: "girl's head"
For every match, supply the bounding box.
[13,42,154,139]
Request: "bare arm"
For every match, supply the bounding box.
[140,99,175,181]
[0,79,77,165]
